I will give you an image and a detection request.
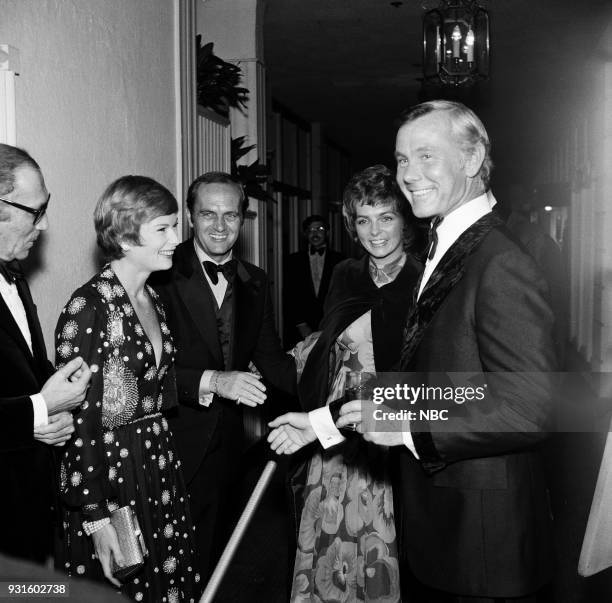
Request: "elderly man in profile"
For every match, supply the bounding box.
[0,143,91,564]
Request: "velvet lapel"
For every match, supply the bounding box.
[16,276,49,376]
[174,242,223,366]
[233,260,262,369]
[400,212,504,369]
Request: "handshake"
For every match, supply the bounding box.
[34,356,92,447]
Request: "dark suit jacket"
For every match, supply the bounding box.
[396,213,558,598]
[153,239,297,483]
[283,248,344,347]
[0,274,55,562]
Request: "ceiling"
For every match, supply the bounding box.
[264,0,612,197]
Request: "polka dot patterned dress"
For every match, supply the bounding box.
[56,267,200,602]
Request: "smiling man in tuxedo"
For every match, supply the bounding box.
[336,101,558,602]
[0,143,91,563]
[154,171,296,582]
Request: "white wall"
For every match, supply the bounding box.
[0,0,178,357]
[197,0,263,60]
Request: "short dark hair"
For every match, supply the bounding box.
[342,164,416,250]
[0,143,42,196]
[397,100,493,189]
[94,175,178,260]
[186,172,248,217]
[302,214,329,232]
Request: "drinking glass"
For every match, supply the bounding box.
[342,371,375,432]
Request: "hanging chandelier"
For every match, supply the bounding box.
[422,0,489,87]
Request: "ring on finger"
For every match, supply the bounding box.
[237,396,241,404]
[346,423,357,431]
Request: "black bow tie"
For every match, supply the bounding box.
[309,246,325,256]
[427,216,444,261]
[203,260,236,285]
[0,260,23,283]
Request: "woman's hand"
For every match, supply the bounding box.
[91,523,125,587]
[267,412,316,454]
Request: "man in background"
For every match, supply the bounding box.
[283,214,344,347]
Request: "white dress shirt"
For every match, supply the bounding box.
[193,243,234,406]
[0,273,47,427]
[404,192,492,454]
[417,193,492,300]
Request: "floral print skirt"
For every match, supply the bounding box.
[291,442,401,603]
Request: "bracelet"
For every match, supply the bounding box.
[211,371,220,394]
[82,517,110,536]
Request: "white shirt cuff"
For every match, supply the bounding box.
[198,370,215,407]
[402,425,420,459]
[309,406,345,449]
[31,394,48,429]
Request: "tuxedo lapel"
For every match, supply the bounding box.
[15,277,48,370]
[400,212,504,369]
[175,244,224,366]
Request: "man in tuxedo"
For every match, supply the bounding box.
[283,215,344,347]
[154,172,296,581]
[337,101,558,601]
[0,143,91,563]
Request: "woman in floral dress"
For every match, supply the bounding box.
[269,165,422,602]
[56,176,199,602]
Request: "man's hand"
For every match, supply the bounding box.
[91,523,125,587]
[42,357,91,415]
[267,412,317,454]
[34,411,74,446]
[336,400,405,447]
[215,371,267,407]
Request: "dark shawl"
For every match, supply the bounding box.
[297,253,422,412]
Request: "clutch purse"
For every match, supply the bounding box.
[110,506,148,581]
